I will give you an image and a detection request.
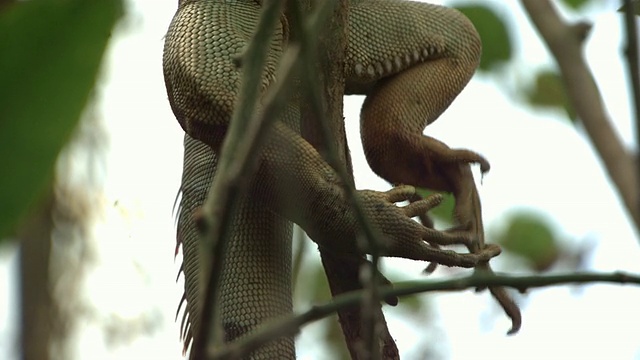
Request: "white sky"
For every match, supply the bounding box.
[2,0,640,359]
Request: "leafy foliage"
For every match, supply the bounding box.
[417,189,456,225]
[0,0,123,239]
[562,0,592,10]
[495,212,561,271]
[526,70,576,121]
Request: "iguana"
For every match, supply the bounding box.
[163,0,521,358]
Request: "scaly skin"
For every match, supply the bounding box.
[164,0,520,358]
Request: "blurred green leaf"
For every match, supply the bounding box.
[397,293,427,314]
[308,260,332,302]
[455,4,512,71]
[562,0,591,10]
[526,70,577,121]
[322,314,350,359]
[496,212,561,271]
[298,262,349,359]
[0,0,123,239]
[417,189,455,225]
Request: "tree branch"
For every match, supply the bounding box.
[292,0,397,357]
[621,0,640,220]
[287,0,398,358]
[521,0,640,232]
[210,271,640,360]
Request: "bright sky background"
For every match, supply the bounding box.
[2,0,640,359]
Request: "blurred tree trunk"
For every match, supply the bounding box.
[17,112,105,360]
[19,190,55,360]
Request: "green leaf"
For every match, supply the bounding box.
[416,189,455,225]
[397,293,429,314]
[562,0,591,10]
[526,70,577,122]
[455,4,513,71]
[496,212,560,272]
[0,0,123,238]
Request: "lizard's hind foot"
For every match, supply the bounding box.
[365,132,489,194]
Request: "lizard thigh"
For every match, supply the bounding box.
[359,57,485,191]
[163,0,284,148]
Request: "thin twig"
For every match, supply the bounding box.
[210,271,640,360]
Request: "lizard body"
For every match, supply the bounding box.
[164,0,520,358]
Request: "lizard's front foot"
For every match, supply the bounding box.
[357,185,500,268]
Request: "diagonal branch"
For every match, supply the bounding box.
[521,0,640,232]
[621,0,640,219]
